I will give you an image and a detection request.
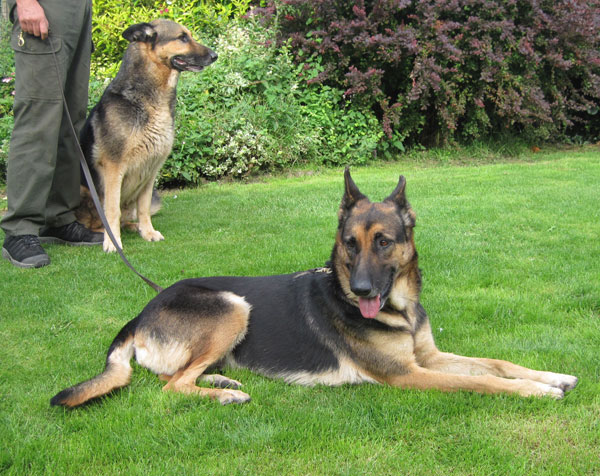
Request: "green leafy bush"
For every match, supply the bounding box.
[0,18,14,182]
[0,114,9,182]
[158,19,382,186]
[298,84,383,165]
[0,9,382,186]
[91,0,252,78]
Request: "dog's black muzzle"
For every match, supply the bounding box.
[350,263,396,318]
[171,48,218,72]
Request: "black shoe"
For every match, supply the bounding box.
[2,234,51,268]
[39,221,103,246]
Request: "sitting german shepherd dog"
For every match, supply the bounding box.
[76,20,217,253]
[51,170,578,407]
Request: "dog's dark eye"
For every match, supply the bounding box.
[345,237,357,250]
[179,34,189,43]
[377,237,392,248]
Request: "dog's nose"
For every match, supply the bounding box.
[350,279,373,297]
[210,50,218,62]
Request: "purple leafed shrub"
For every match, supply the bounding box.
[256,0,600,146]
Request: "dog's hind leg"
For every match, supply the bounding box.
[201,374,243,389]
[161,373,242,388]
[159,373,242,389]
[156,290,252,404]
[162,357,250,404]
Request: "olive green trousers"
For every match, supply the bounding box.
[1,0,92,236]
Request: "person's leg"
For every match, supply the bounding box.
[1,6,63,266]
[1,0,72,237]
[45,0,93,228]
[38,0,100,246]
[2,105,61,236]
[1,0,99,266]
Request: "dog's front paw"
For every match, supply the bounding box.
[548,373,579,392]
[518,380,564,399]
[139,228,164,242]
[103,234,122,253]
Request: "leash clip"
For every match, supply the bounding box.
[18,31,25,47]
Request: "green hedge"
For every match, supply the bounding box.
[156,19,382,186]
[88,1,383,185]
[0,17,13,181]
[5,1,596,186]
[261,0,600,146]
[1,7,382,186]
[91,0,252,77]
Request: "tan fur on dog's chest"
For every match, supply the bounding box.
[118,101,175,205]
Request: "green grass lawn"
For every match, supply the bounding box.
[1,148,599,475]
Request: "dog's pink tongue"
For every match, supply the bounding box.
[358,295,381,319]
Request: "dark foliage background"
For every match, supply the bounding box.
[257,0,600,147]
[2,0,600,186]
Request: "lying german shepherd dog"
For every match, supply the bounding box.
[76,20,217,253]
[51,170,578,407]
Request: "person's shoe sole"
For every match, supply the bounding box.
[38,237,102,246]
[2,247,50,268]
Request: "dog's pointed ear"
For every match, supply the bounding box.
[341,167,367,210]
[122,23,157,44]
[385,175,416,227]
[338,167,368,227]
[384,175,407,207]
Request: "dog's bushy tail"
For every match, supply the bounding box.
[50,318,139,408]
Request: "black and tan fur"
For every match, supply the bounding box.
[76,20,217,252]
[51,169,578,407]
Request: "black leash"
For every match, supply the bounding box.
[48,35,164,293]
